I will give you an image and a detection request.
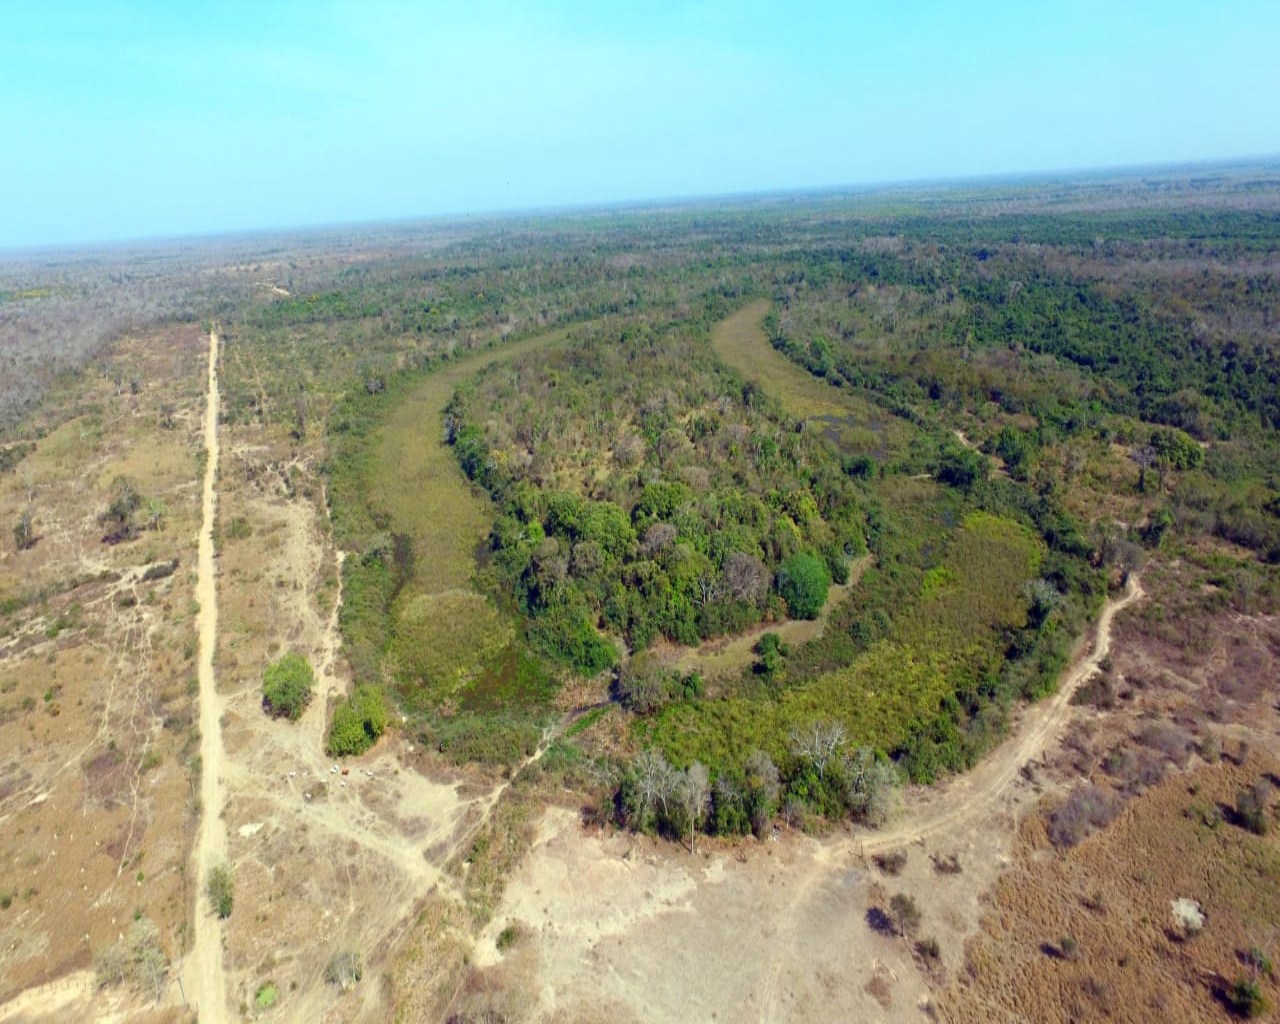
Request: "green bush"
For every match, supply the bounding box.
[206,864,234,919]
[1228,977,1268,1018]
[776,552,831,620]
[327,684,389,756]
[1236,782,1271,835]
[262,652,314,720]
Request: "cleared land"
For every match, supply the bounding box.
[0,324,209,1023]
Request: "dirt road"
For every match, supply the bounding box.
[479,576,1144,1022]
[855,573,1144,855]
[185,328,229,1023]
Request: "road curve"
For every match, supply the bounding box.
[856,574,1145,855]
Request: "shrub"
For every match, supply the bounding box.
[915,936,941,961]
[1236,782,1271,835]
[206,864,234,919]
[325,951,363,992]
[873,850,908,875]
[1137,720,1193,767]
[254,983,278,1009]
[931,852,962,874]
[889,893,922,936]
[776,552,831,620]
[1227,977,1268,1018]
[262,652,314,720]
[1245,945,1273,978]
[1047,785,1120,847]
[496,923,525,951]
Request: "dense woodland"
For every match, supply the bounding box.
[5,165,1279,844]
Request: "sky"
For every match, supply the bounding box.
[3,0,1278,248]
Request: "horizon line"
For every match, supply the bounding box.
[4,151,1279,260]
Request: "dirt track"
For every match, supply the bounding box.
[186,328,229,1022]
[856,574,1144,855]
[479,577,1145,1022]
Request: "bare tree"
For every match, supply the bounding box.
[13,506,33,551]
[744,749,781,835]
[1062,444,1086,483]
[325,951,364,992]
[790,720,847,781]
[843,748,902,827]
[641,522,677,558]
[94,916,169,1001]
[674,762,711,853]
[633,747,677,825]
[722,552,771,606]
[1131,444,1157,493]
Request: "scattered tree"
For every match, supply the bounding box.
[789,720,846,782]
[754,632,786,680]
[325,951,363,992]
[13,506,33,551]
[889,893,922,937]
[262,652,314,721]
[99,475,142,542]
[327,684,388,756]
[207,863,234,919]
[144,497,167,531]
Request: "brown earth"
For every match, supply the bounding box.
[0,324,208,1022]
[942,562,1280,1023]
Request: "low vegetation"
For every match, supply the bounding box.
[94,916,169,999]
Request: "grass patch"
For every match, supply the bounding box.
[254,982,278,1009]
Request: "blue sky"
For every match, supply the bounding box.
[3,1,1278,247]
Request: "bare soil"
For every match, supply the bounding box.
[0,325,208,1022]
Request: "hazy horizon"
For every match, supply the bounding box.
[6,1,1279,249]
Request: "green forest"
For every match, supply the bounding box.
[219,174,1280,843]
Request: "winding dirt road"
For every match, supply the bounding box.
[855,573,1144,855]
[185,328,229,1023]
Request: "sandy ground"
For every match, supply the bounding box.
[472,579,1145,1021]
